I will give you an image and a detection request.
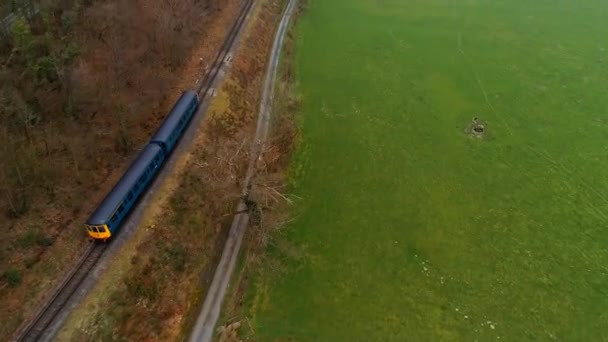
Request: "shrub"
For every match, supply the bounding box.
[36,233,54,247]
[17,229,37,248]
[3,268,22,287]
[163,245,187,273]
[24,257,36,269]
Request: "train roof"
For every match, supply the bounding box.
[150,91,198,145]
[86,143,163,225]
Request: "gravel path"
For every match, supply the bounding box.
[188,0,298,340]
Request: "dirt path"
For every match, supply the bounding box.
[188,0,298,340]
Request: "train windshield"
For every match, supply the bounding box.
[87,225,103,233]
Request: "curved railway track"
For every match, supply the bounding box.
[13,1,255,340]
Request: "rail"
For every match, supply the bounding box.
[195,0,255,98]
[15,242,107,342]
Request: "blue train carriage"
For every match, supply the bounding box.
[150,90,200,153]
[85,144,165,240]
[85,91,199,240]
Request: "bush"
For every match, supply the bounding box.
[163,245,187,273]
[124,265,159,301]
[36,233,54,247]
[24,257,36,269]
[3,268,22,287]
[17,229,37,248]
[16,228,53,248]
[33,55,58,83]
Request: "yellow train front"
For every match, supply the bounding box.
[84,91,199,240]
[85,224,111,240]
[84,143,165,241]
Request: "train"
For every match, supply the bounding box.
[85,91,199,240]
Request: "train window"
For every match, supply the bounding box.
[111,214,117,223]
[117,203,125,213]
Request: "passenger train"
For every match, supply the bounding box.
[85,91,199,240]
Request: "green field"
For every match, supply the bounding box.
[247,0,608,340]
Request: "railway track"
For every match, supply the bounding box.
[13,1,256,340]
[15,242,107,342]
[195,0,254,99]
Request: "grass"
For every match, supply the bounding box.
[245,0,608,340]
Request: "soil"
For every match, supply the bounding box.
[467,117,487,138]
